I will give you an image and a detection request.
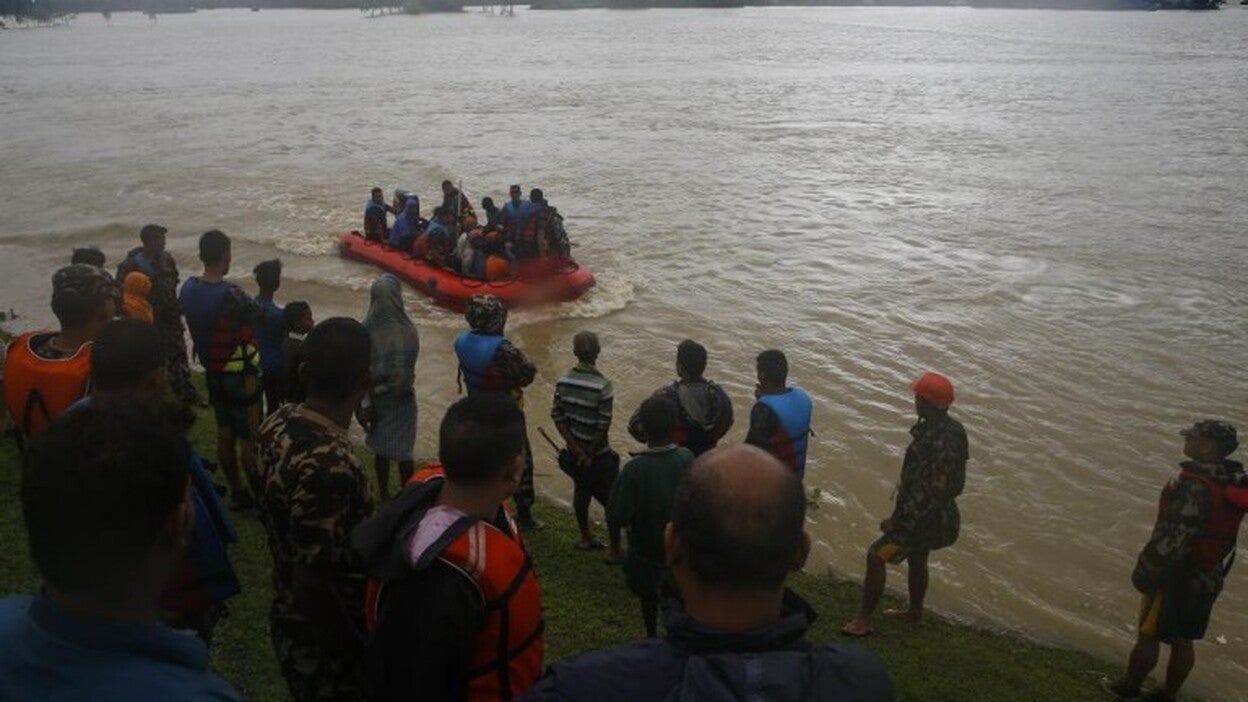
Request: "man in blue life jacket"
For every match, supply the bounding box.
[745,350,813,479]
[519,445,894,702]
[388,195,424,252]
[363,187,391,242]
[501,185,536,256]
[629,340,733,458]
[71,319,242,642]
[454,294,540,530]
[0,398,243,701]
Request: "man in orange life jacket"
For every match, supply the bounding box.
[353,394,545,702]
[745,350,813,479]
[454,294,540,531]
[1106,420,1248,702]
[628,340,733,458]
[4,264,117,442]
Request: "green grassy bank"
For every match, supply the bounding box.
[0,395,1185,702]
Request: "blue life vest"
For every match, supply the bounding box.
[757,388,813,477]
[178,278,231,367]
[365,200,388,219]
[454,331,506,395]
[502,200,535,238]
[132,251,158,280]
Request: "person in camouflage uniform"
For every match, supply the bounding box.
[116,224,198,406]
[454,294,540,530]
[253,318,375,702]
[1106,421,1248,702]
[843,372,968,637]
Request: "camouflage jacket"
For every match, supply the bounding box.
[891,414,969,549]
[1132,459,1247,596]
[254,404,374,629]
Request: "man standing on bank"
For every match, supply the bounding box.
[1106,420,1247,702]
[843,372,968,637]
[745,349,813,479]
[551,331,620,551]
[628,340,733,458]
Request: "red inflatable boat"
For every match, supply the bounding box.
[338,231,596,311]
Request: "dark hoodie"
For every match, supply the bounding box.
[352,479,512,702]
[518,591,893,702]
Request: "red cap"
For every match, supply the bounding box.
[910,372,954,409]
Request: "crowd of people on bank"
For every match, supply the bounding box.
[364,182,572,280]
[0,224,1244,702]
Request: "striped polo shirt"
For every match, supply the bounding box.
[551,363,614,453]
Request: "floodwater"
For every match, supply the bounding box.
[1,6,1246,699]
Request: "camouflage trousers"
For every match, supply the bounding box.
[271,610,364,702]
[160,323,198,405]
[511,411,536,518]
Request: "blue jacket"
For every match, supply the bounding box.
[756,387,813,477]
[0,595,242,701]
[501,200,535,239]
[388,198,423,250]
[519,591,893,702]
[454,331,506,395]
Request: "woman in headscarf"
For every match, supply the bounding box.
[122,271,154,324]
[361,274,419,498]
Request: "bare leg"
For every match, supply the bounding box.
[374,455,391,500]
[1125,633,1161,690]
[905,549,930,620]
[1161,639,1194,698]
[641,597,658,638]
[573,481,593,544]
[853,550,887,626]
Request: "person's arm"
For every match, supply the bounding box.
[1132,479,1213,594]
[495,340,537,389]
[371,562,482,702]
[744,402,777,450]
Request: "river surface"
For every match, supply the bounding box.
[1,6,1246,699]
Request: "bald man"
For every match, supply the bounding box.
[519,445,894,702]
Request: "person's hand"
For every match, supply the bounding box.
[880,518,895,533]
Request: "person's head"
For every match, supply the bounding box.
[676,339,708,380]
[50,264,117,336]
[638,396,677,446]
[302,318,371,408]
[509,184,522,203]
[22,399,194,605]
[139,224,167,255]
[371,187,384,203]
[393,189,412,211]
[529,188,544,205]
[90,319,167,396]
[482,196,496,211]
[198,230,231,274]
[756,349,788,391]
[465,294,507,334]
[666,445,809,605]
[1181,420,1238,462]
[253,258,282,295]
[283,300,313,334]
[442,180,454,194]
[71,247,106,267]
[911,372,954,418]
[572,331,600,365]
[438,394,527,495]
[123,271,152,300]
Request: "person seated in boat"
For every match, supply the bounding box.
[363,187,391,242]
[439,180,475,226]
[392,189,415,217]
[481,197,502,231]
[419,207,455,268]
[388,195,424,251]
[483,236,512,282]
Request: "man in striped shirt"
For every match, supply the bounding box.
[551,332,621,551]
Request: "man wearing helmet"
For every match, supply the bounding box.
[453,294,540,530]
[842,372,968,638]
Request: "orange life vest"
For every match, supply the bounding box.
[1160,468,1246,573]
[366,466,544,701]
[3,332,92,440]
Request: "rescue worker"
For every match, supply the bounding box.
[440,180,475,226]
[454,294,540,530]
[843,372,968,637]
[388,195,423,252]
[520,445,894,702]
[3,264,116,442]
[179,230,264,511]
[628,340,733,457]
[745,349,813,478]
[116,224,198,406]
[353,394,545,702]
[254,318,376,702]
[500,185,536,258]
[364,187,390,242]
[253,259,285,415]
[1106,421,1248,702]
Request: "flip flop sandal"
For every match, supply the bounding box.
[841,621,873,637]
[574,539,605,551]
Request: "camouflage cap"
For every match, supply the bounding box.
[1180,420,1238,453]
[465,294,506,334]
[52,264,118,308]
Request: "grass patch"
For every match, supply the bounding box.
[0,385,1188,702]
